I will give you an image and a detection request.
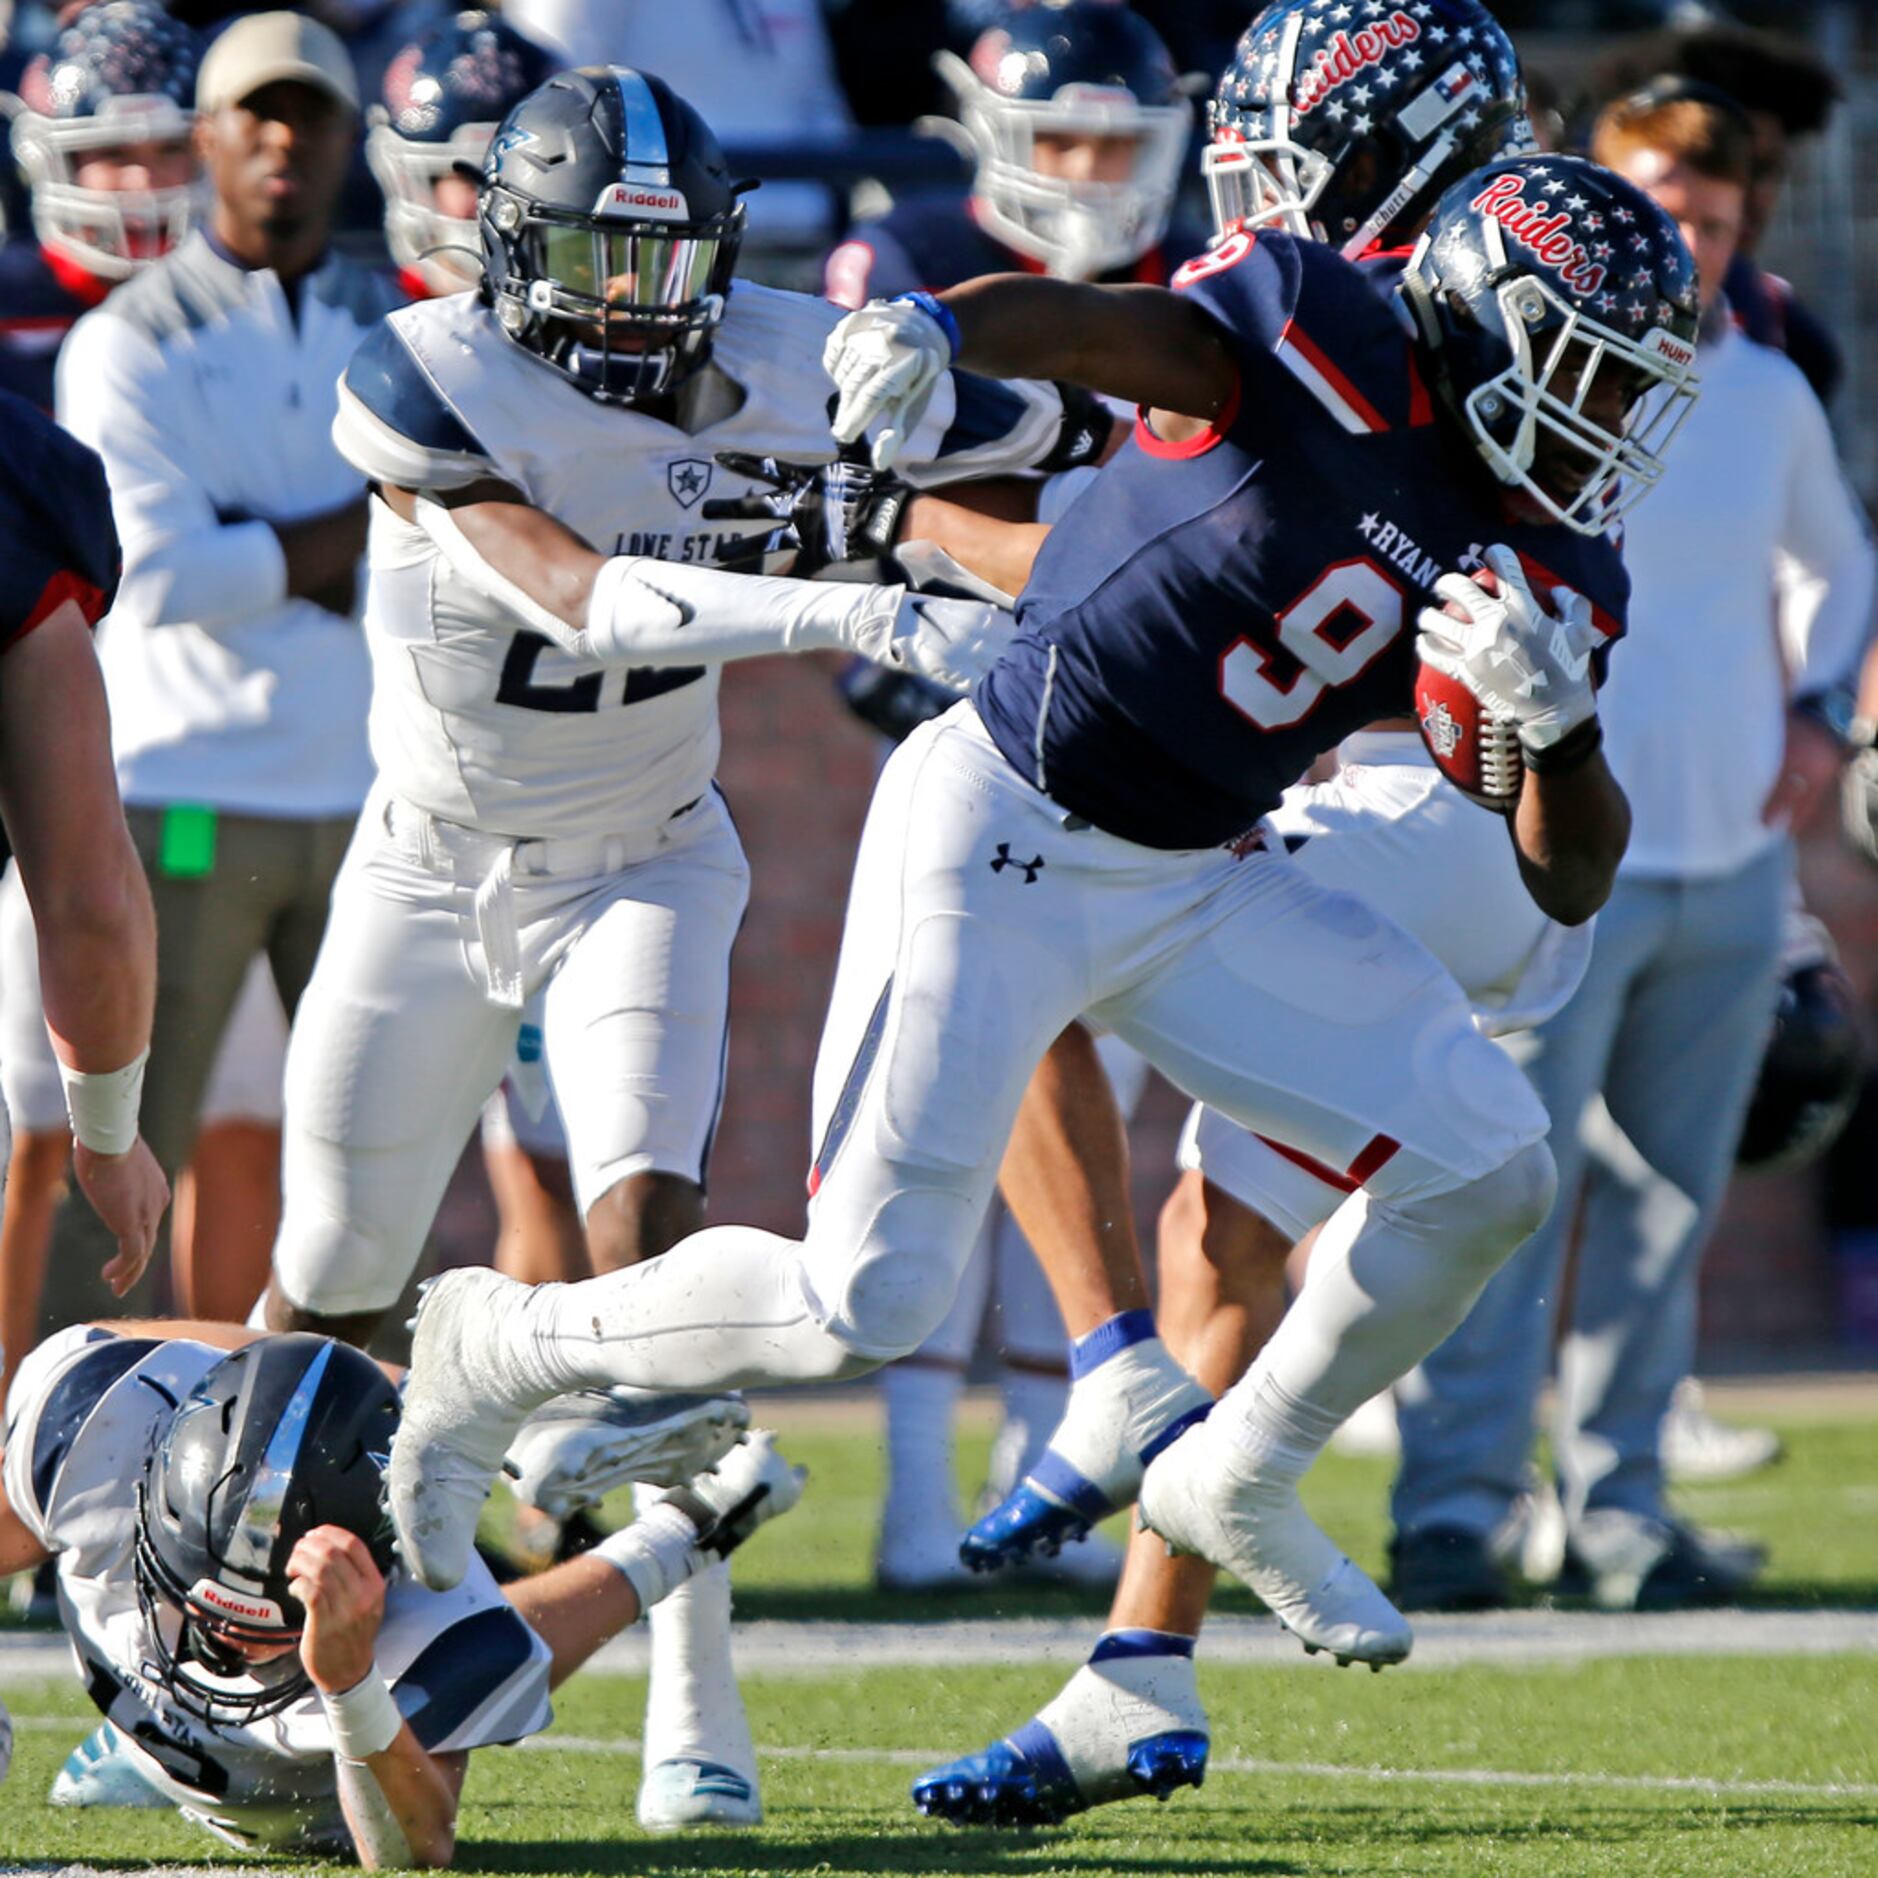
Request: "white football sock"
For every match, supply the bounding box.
[1030,1633,1204,1804]
[636,1482,754,1783]
[881,1361,964,1531]
[519,1226,867,1396]
[1212,1147,1553,1480]
[996,1367,1068,1490]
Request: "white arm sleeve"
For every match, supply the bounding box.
[411,495,908,667]
[1774,371,1877,692]
[56,315,288,636]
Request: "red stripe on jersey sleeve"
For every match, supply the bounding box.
[17,567,107,643]
[1133,371,1243,460]
[1286,326,1389,434]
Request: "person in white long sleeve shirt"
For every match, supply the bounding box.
[1391,88,1876,1614]
[41,12,401,1322]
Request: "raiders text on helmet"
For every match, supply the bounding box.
[367,7,557,297]
[12,0,202,280]
[1402,151,1701,536]
[134,1336,400,1724]
[1205,0,1527,258]
[477,66,744,404]
[934,0,1192,280]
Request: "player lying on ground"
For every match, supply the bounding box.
[383,149,1697,1690]
[0,1325,801,1864]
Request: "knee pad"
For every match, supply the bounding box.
[1396,1139,1559,1282]
[801,1182,985,1363]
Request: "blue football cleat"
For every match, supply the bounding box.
[959,1312,1210,1573]
[912,1631,1209,1826]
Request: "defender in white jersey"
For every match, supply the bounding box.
[264,65,1089,1829]
[0,1325,800,1860]
[266,66,1082,1340]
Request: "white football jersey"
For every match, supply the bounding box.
[332,283,1068,841]
[2,1327,551,1852]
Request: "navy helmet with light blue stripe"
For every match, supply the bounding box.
[476,65,746,404]
[134,1335,400,1723]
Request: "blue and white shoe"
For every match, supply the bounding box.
[48,1724,167,1809]
[637,1757,762,1828]
[912,1631,1209,1827]
[960,1313,1210,1573]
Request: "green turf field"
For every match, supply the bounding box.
[3,1397,1875,1876]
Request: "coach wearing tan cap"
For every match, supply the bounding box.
[37,10,403,1323]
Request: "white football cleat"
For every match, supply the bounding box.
[505,1387,750,1521]
[1138,1423,1412,1669]
[638,1757,762,1829]
[391,1268,560,1590]
[48,1724,165,1808]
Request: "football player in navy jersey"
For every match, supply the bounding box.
[0,1,202,408]
[0,386,168,1301]
[382,146,1699,1694]
[825,1,1196,312]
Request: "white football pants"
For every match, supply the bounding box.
[511,705,1552,1397]
[271,786,747,1317]
[1179,731,1592,1239]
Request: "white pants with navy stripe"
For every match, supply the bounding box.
[272,785,747,1317]
[795,706,1549,1360]
[1177,732,1590,1239]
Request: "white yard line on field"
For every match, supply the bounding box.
[4,1607,1877,1687]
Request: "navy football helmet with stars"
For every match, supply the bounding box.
[1402,151,1701,536]
[367,8,558,298]
[1206,0,1526,259]
[11,0,203,281]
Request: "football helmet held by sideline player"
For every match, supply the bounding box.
[934,0,1193,280]
[1401,151,1701,535]
[11,0,202,280]
[367,7,557,299]
[134,1337,399,1725]
[477,65,746,404]
[1204,0,1527,257]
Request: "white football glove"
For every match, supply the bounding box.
[1415,544,1601,755]
[824,296,956,470]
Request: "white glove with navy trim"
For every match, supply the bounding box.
[825,294,957,470]
[1415,544,1600,755]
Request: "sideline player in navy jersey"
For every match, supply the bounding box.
[0,2,201,409]
[382,151,1700,1680]
[0,387,168,1295]
[825,0,1196,311]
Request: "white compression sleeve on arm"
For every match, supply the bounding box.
[414,492,912,670]
[581,555,907,666]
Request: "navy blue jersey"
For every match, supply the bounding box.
[976,231,1629,851]
[0,236,109,410]
[823,191,1197,307]
[0,387,120,655]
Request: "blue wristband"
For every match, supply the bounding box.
[889,290,961,360]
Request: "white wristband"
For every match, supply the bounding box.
[60,1047,147,1156]
[320,1666,403,1762]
